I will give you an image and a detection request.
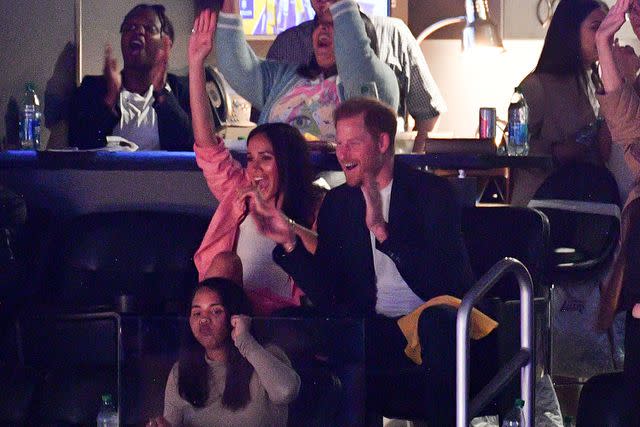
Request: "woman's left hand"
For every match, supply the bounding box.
[230,314,252,342]
[633,303,640,319]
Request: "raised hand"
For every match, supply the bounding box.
[103,45,121,108]
[189,9,217,66]
[596,0,631,46]
[230,314,252,343]
[361,173,388,242]
[237,186,295,246]
[151,35,171,93]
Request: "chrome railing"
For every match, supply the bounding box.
[456,257,534,427]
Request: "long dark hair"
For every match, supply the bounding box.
[177,278,253,409]
[534,0,607,77]
[247,123,319,227]
[298,11,379,79]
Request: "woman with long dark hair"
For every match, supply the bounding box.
[188,10,322,315]
[511,0,611,205]
[147,278,300,426]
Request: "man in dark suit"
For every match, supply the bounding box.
[244,97,475,425]
[69,4,194,151]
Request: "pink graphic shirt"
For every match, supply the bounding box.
[268,76,339,141]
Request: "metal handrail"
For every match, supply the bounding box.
[456,257,534,427]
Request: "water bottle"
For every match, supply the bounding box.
[501,398,525,427]
[19,83,42,150]
[507,87,529,156]
[96,393,118,427]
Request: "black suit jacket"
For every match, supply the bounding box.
[69,73,193,151]
[274,160,475,317]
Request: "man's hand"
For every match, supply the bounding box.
[633,303,640,319]
[151,35,171,96]
[189,9,217,67]
[103,45,121,109]
[230,314,252,343]
[237,186,296,246]
[361,174,388,242]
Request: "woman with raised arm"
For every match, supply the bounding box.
[214,0,398,142]
[146,278,300,427]
[188,9,321,315]
[595,0,640,419]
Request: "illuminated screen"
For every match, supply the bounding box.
[240,0,390,36]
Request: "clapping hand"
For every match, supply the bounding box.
[361,173,388,242]
[150,35,171,95]
[189,9,217,66]
[103,45,122,109]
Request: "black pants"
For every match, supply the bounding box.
[365,305,496,426]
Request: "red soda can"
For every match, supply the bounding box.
[479,107,496,139]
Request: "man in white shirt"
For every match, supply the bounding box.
[246,97,475,425]
[69,4,195,151]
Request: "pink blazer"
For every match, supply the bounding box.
[193,139,304,315]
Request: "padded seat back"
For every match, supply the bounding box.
[462,206,551,299]
[529,163,620,272]
[15,313,120,425]
[463,206,551,415]
[41,211,210,313]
